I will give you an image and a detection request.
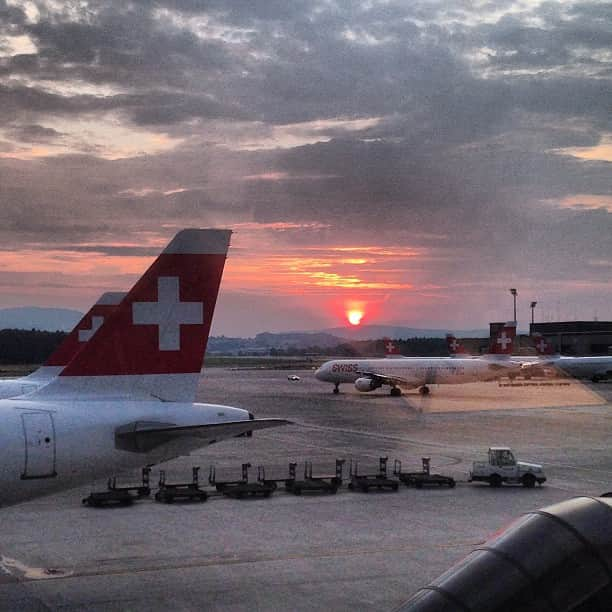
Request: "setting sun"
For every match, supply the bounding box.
[347,310,364,325]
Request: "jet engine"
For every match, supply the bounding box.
[354,377,380,392]
[397,496,612,611]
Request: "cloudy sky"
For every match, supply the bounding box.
[0,0,611,335]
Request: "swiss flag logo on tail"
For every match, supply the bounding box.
[533,333,554,356]
[489,323,516,355]
[59,229,231,378]
[383,337,401,356]
[45,292,125,367]
[446,333,467,356]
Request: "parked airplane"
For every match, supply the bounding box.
[0,292,125,399]
[0,229,288,507]
[525,333,612,382]
[315,324,519,396]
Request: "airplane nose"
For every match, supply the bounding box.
[315,366,326,381]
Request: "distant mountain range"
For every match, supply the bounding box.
[0,307,83,332]
[0,306,489,343]
[315,324,489,340]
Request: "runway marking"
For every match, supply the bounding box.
[0,556,73,581]
[1,542,481,583]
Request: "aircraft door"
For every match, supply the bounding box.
[21,412,57,479]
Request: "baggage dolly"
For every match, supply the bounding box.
[393,458,455,488]
[82,467,151,507]
[285,459,345,495]
[348,457,399,493]
[154,467,208,503]
[210,463,275,499]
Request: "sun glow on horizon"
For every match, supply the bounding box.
[347,309,364,325]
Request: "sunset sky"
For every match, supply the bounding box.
[0,1,611,336]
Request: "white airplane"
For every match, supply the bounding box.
[524,334,612,383]
[315,324,519,396]
[0,291,125,399]
[0,229,288,507]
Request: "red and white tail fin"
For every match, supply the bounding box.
[446,333,468,357]
[383,337,402,357]
[34,229,231,402]
[488,322,516,356]
[532,333,556,356]
[24,292,125,382]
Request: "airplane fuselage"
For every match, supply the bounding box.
[315,357,511,388]
[0,398,250,506]
[548,356,612,380]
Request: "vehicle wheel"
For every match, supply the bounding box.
[522,474,536,488]
[592,375,601,383]
[390,387,402,397]
[392,484,398,491]
[419,386,430,396]
[333,386,340,394]
[348,483,354,490]
[449,480,456,488]
[489,474,502,488]
[415,481,423,489]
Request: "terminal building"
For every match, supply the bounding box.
[529,321,612,356]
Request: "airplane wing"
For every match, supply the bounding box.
[116,418,291,453]
[357,370,416,388]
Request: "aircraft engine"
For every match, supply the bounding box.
[354,377,380,392]
[397,496,612,611]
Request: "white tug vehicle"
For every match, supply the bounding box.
[469,447,547,488]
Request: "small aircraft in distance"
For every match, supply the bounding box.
[315,323,520,396]
[0,229,289,507]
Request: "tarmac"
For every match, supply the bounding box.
[1,368,611,611]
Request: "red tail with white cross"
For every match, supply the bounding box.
[383,337,402,357]
[488,323,516,355]
[36,229,231,402]
[45,292,126,368]
[532,333,555,356]
[445,333,468,356]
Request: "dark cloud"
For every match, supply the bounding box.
[0,1,610,327]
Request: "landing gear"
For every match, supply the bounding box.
[390,387,402,397]
[419,386,430,396]
[333,383,340,394]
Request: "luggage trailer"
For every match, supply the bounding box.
[154,467,208,503]
[283,459,345,495]
[348,457,399,492]
[393,457,456,488]
[82,467,152,507]
[209,463,276,499]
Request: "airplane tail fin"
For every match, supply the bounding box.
[33,229,231,402]
[24,292,125,382]
[532,333,556,356]
[487,322,516,356]
[446,333,468,357]
[383,337,402,357]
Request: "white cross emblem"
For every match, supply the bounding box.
[132,277,203,351]
[385,341,396,353]
[78,316,104,342]
[449,339,459,351]
[497,332,512,350]
[536,339,547,353]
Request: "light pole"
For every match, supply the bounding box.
[509,288,517,323]
[530,301,537,325]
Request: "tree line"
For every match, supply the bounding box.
[0,329,67,364]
